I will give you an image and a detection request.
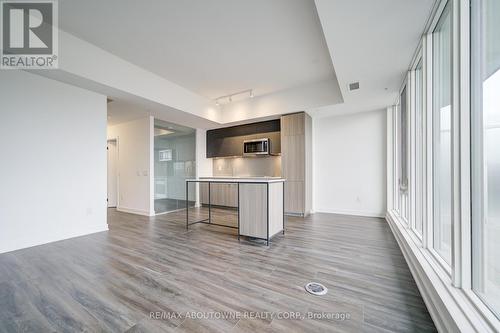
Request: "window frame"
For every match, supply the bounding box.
[427,0,454,274]
[409,49,425,241]
[388,0,500,329]
[399,83,410,225]
[159,149,173,162]
[469,0,500,321]
[399,84,409,193]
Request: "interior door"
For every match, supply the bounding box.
[107,140,118,207]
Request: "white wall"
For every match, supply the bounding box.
[108,116,154,216]
[313,109,387,217]
[0,71,108,254]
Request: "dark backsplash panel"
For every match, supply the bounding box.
[206,119,281,158]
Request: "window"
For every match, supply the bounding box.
[159,149,172,161]
[415,59,424,236]
[400,86,409,192]
[431,2,452,265]
[472,0,500,318]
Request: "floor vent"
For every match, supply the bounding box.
[305,282,328,296]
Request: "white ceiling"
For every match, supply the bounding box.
[59,0,337,101]
[57,0,436,127]
[311,0,435,118]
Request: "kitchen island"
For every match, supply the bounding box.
[185,177,285,245]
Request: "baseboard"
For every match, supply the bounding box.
[154,207,188,216]
[116,206,153,216]
[386,210,498,333]
[285,212,304,217]
[314,207,385,218]
[0,224,109,254]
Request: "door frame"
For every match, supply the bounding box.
[107,137,119,208]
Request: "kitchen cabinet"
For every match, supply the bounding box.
[283,181,304,213]
[281,112,305,136]
[239,181,284,240]
[280,112,312,216]
[206,119,281,158]
[281,135,305,181]
[200,183,238,207]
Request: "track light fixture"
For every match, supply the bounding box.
[213,89,254,105]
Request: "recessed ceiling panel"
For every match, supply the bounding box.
[59,0,338,100]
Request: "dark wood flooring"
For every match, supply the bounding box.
[0,208,436,332]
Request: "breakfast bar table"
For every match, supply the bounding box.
[185,177,285,245]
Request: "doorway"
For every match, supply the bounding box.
[107,139,118,208]
[154,120,196,214]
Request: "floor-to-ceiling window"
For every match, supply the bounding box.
[154,120,196,214]
[472,0,500,318]
[431,2,452,265]
[398,86,410,222]
[400,86,409,193]
[414,59,424,237]
[388,0,500,329]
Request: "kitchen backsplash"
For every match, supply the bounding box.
[213,156,281,177]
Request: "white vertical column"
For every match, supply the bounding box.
[148,115,155,216]
[195,129,213,207]
[386,106,394,213]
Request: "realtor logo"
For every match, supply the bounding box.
[1,0,58,69]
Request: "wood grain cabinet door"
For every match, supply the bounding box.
[281,135,305,181]
[200,183,238,207]
[200,183,209,204]
[285,181,304,214]
[227,184,238,207]
[281,113,305,136]
[239,183,267,238]
[280,112,311,216]
[212,184,224,206]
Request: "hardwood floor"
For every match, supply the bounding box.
[155,199,195,214]
[0,208,436,332]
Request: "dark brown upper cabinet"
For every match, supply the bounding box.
[206,119,281,158]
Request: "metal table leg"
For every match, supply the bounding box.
[237,182,240,241]
[186,181,189,230]
[208,181,211,223]
[283,181,285,235]
[267,183,269,246]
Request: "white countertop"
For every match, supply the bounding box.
[186,177,285,183]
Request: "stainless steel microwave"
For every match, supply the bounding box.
[243,138,270,156]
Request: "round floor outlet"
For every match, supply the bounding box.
[305,282,328,296]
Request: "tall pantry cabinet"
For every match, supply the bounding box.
[280,112,312,216]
